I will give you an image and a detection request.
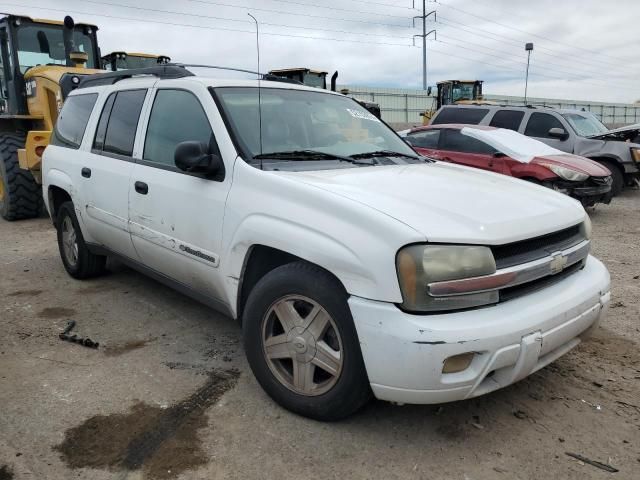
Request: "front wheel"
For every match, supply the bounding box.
[243,262,371,421]
[56,201,106,279]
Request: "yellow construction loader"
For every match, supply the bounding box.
[102,51,170,71]
[0,14,103,220]
[421,80,488,124]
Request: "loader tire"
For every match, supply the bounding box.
[0,132,42,221]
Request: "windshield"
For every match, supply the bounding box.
[452,84,474,102]
[16,23,97,72]
[562,112,608,137]
[214,87,415,163]
[115,56,160,70]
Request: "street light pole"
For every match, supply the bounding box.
[525,42,533,104]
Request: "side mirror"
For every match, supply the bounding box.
[174,141,223,178]
[548,127,569,140]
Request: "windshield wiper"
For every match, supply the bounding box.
[349,150,421,160]
[253,150,374,164]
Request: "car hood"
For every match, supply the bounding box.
[533,154,612,177]
[279,162,585,245]
[586,123,640,141]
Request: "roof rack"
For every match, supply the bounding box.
[78,65,193,88]
[76,62,306,90]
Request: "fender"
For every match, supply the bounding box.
[221,213,380,314]
[45,168,95,242]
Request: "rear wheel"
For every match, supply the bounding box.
[243,262,371,421]
[0,132,42,221]
[56,201,106,279]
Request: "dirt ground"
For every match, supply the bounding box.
[1,190,639,480]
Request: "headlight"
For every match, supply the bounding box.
[396,244,497,312]
[631,147,640,163]
[540,163,589,182]
[581,215,592,240]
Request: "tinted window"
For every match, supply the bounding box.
[489,110,525,131]
[92,93,115,151]
[102,90,147,156]
[432,107,489,125]
[524,112,565,138]
[406,129,440,148]
[51,94,97,149]
[144,90,215,167]
[440,129,495,154]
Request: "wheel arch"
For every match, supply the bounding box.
[235,244,349,323]
[47,184,72,225]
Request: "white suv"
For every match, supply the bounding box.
[43,66,611,420]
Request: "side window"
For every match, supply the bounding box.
[101,89,147,156]
[431,107,489,125]
[406,129,440,148]
[489,110,525,131]
[51,94,98,149]
[92,93,115,151]
[524,112,565,138]
[143,89,215,167]
[440,129,494,154]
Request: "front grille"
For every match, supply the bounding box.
[499,260,585,303]
[491,224,584,269]
[590,176,612,186]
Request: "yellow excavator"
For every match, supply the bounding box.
[421,80,488,124]
[102,51,171,71]
[0,14,103,220]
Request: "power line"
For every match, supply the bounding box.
[437,16,639,73]
[436,0,633,67]
[184,0,413,29]
[437,34,638,87]
[435,39,637,91]
[81,0,411,40]
[256,0,410,19]
[1,2,415,46]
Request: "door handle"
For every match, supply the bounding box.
[81,167,91,178]
[134,181,149,195]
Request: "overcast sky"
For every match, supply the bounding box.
[7,0,640,103]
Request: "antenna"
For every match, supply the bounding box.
[248,13,263,164]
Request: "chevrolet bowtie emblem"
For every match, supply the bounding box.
[550,253,568,274]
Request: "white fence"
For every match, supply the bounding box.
[339,85,640,128]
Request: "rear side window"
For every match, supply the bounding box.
[432,107,489,125]
[489,110,524,131]
[406,129,440,148]
[143,89,215,167]
[524,112,565,138]
[51,93,98,149]
[96,89,147,156]
[440,129,495,154]
[92,93,116,151]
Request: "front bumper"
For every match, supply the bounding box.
[555,177,612,206]
[349,255,610,404]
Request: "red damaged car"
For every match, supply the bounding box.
[403,124,613,207]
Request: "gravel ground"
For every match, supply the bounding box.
[0,190,638,480]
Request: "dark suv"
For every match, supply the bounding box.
[431,105,640,195]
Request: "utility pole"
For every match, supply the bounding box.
[413,1,436,91]
[524,42,533,104]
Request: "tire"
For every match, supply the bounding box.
[599,160,624,196]
[243,261,371,421]
[0,132,42,221]
[56,201,106,279]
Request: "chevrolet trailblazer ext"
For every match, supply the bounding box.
[43,66,611,420]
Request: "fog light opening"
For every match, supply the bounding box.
[442,353,474,374]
